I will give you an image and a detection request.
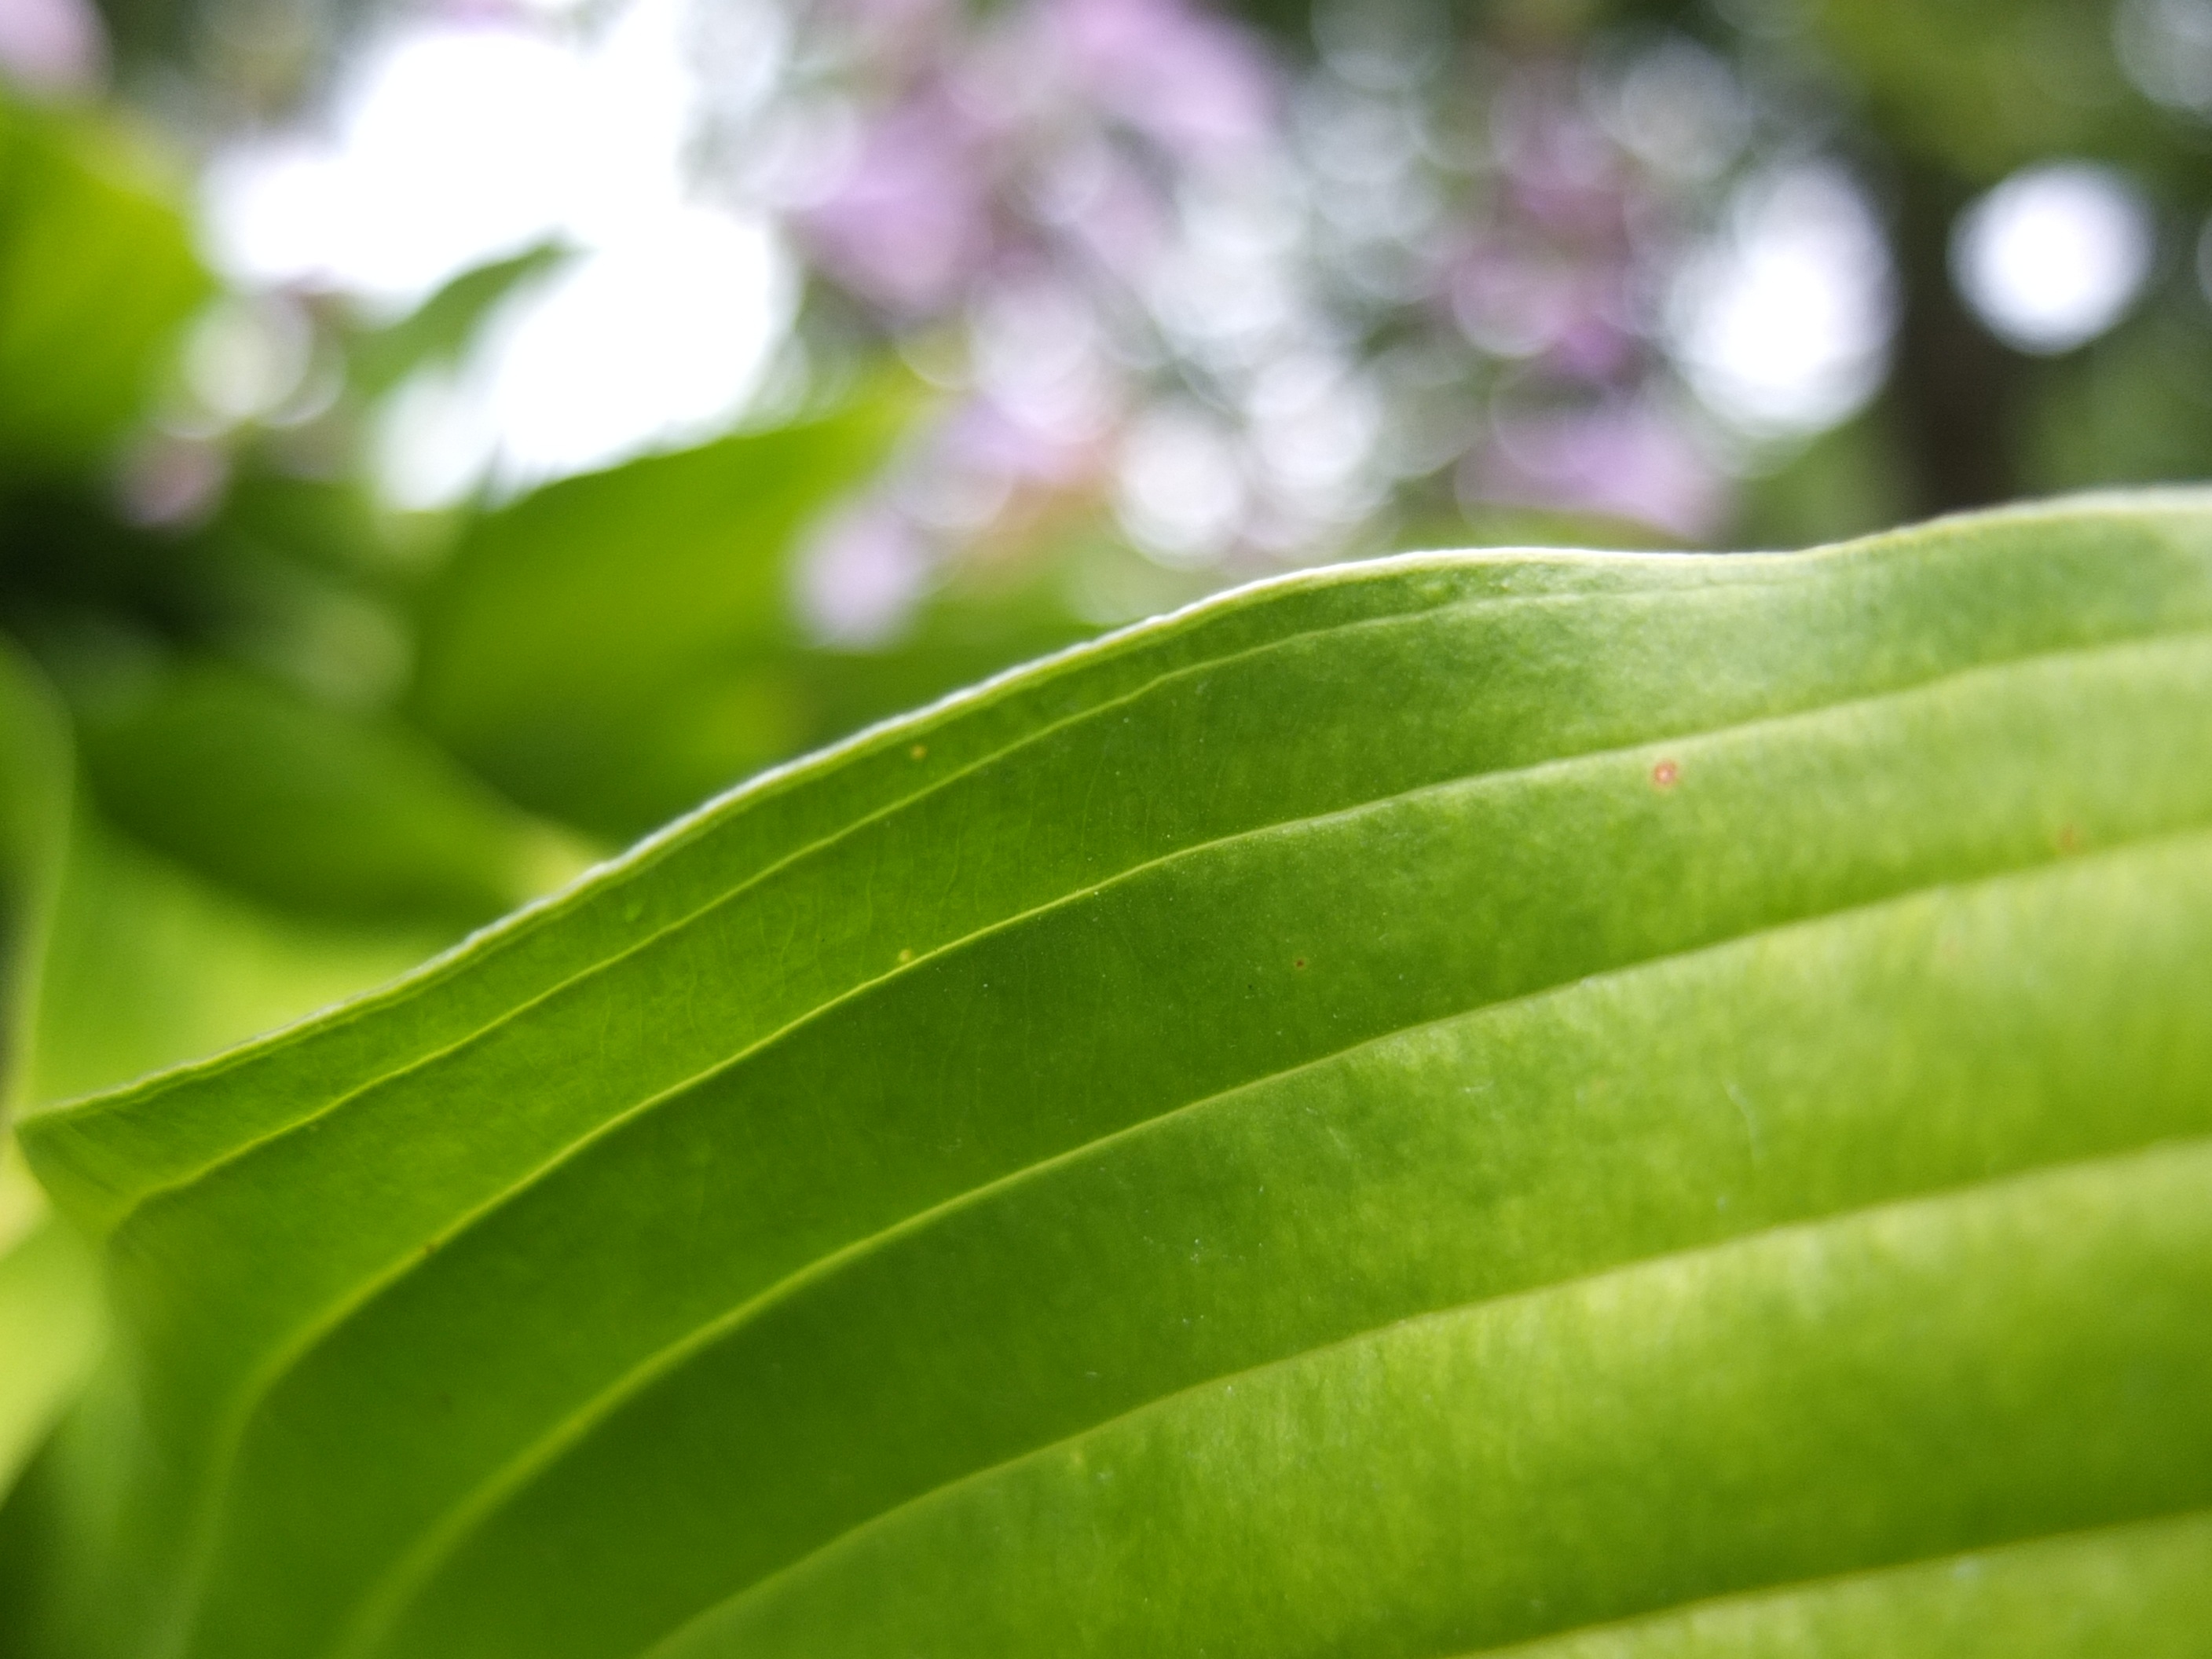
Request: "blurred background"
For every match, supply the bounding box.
[3,0,2212,1115]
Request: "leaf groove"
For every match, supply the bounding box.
[632,1137,2212,1659]
[328,819,2212,1657]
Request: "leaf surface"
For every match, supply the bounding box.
[12,496,2212,1659]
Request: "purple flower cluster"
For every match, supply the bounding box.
[1438,60,1728,539]
[747,0,1741,643]
[785,0,1273,314]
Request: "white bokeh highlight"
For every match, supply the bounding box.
[2115,0,2212,116]
[204,0,793,504]
[1114,403,1249,566]
[201,26,589,308]
[1950,163,2155,356]
[1668,163,1897,440]
[374,214,793,508]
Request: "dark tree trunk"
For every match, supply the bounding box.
[1882,161,2027,515]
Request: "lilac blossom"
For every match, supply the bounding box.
[794,499,934,646]
[749,0,1756,643]
[789,92,998,315]
[1473,399,1722,540]
[1035,0,1276,161]
[0,0,104,94]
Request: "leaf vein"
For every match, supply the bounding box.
[331,821,2212,1659]
[625,1137,2212,1659]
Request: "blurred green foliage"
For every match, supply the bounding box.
[409,399,914,838]
[1,0,2211,1103]
[0,100,205,473]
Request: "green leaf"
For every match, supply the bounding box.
[1476,1511,2212,1657]
[0,643,98,1520]
[0,1191,101,1507]
[344,245,568,401]
[71,658,594,930]
[20,804,477,1108]
[407,394,911,838]
[0,632,481,1111]
[14,494,2212,1659]
[0,95,207,474]
[0,638,70,1112]
[1805,0,2140,181]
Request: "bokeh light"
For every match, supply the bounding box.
[1951,163,2155,357]
[203,0,790,502]
[166,0,1945,565]
[1670,164,1896,439]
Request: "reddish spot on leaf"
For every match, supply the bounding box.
[1651,759,1679,789]
[1294,958,1306,969]
[2056,823,2082,854]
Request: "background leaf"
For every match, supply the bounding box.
[0,645,97,1520]
[0,1201,100,1511]
[0,639,70,1110]
[0,94,207,476]
[407,392,917,839]
[71,658,591,930]
[22,806,475,1107]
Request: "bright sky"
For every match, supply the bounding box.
[200,0,793,504]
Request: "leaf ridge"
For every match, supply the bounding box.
[47,489,2174,1174]
[624,1136,2212,1659]
[1445,1505,2212,1657]
[134,608,2212,1255]
[86,581,1618,1236]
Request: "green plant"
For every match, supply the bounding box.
[5,493,2212,1657]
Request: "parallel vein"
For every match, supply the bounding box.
[627,1134,2212,1659]
[159,620,2212,1656]
[329,819,2212,1657]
